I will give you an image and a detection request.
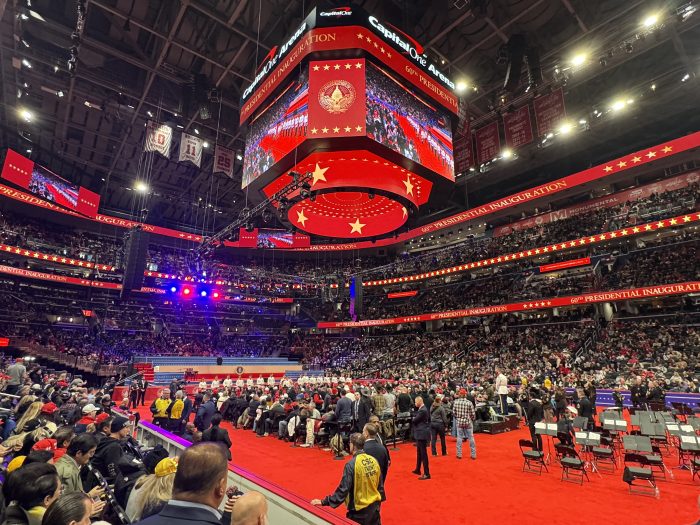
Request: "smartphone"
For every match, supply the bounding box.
[226,486,244,498]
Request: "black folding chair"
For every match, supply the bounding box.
[555,444,589,484]
[520,439,548,475]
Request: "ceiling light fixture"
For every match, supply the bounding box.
[18,108,33,122]
[642,13,659,27]
[570,53,587,67]
[134,181,149,193]
[21,58,31,68]
[455,80,468,93]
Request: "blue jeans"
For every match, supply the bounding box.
[456,425,476,459]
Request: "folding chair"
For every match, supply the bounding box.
[623,466,658,497]
[591,440,617,474]
[691,454,700,482]
[555,444,589,484]
[520,439,548,475]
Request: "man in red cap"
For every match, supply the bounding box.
[452,389,477,460]
[41,402,59,423]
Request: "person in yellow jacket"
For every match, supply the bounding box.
[150,389,172,428]
[168,390,185,432]
[312,433,383,525]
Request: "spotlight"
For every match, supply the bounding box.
[170,286,177,293]
[146,110,153,117]
[183,287,191,296]
[455,80,468,93]
[18,108,33,122]
[212,291,220,299]
[21,58,31,68]
[610,99,626,112]
[681,73,690,82]
[193,128,200,135]
[570,53,587,67]
[56,90,64,98]
[558,121,573,134]
[236,153,243,161]
[501,149,513,159]
[134,181,149,193]
[200,290,207,297]
[203,142,209,148]
[642,13,659,27]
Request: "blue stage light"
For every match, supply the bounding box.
[170,286,177,293]
[200,290,208,297]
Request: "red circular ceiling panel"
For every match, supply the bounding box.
[288,191,408,238]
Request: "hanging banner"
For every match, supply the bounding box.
[213,145,235,178]
[178,133,203,167]
[475,121,500,164]
[453,102,473,174]
[533,88,566,137]
[1,148,34,188]
[144,121,173,157]
[503,105,534,149]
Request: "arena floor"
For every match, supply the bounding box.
[137,408,699,524]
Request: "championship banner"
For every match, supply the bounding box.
[145,121,173,157]
[178,133,203,167]
[533,88,566,137]
[317,281,700,328]
[1,148,34,188]
[475,121,500,164]
[503,105,534,149]
[308,59,366,139]
[453,101,473,174]
[213,145,235,178]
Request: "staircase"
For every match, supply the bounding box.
[133,362,155,382]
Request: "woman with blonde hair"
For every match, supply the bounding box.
[13,394,36,419]
[15,401,43,433]
[124,457,178,522]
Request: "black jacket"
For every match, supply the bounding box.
[194,400,217,431]
[527,399,544,426]
[577,396,594,420]
[412,405,430,441]
[182,398,193,422]
[364,438,390,489]
[356,397,373,430]
[335,396,353,423]
[135,501,226,525]
[201,426,232,460]
[91,435,124,483]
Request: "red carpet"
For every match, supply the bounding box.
[136,408,699,525]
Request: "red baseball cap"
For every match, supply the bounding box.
[96,412,111,424]
[41,402,58,415]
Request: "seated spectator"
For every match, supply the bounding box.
[2,462,61,525]
[230,491,268,525]
[42,491,100,525]
[135,442,230,525]
[125,457,178,522]
[54,434,101,498]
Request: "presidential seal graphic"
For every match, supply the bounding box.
[318,80,356,114]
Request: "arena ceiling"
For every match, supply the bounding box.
[0,0,698,240]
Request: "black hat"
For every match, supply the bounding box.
[111,416,130,433]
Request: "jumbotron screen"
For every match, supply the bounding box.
[365,63,454,181]
[29,164,80,209]
[242,71,309,188]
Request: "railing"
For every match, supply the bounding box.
[134,420,351,525]
[14,341,128,377]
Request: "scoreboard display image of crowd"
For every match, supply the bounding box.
[239,3,460,240]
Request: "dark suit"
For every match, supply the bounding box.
[195,400,217,432]
[180,397,193,433]
[364,439,390,501]
[135,501,223,525]
[412,404,430,476]
[355,396,372,432]
[201,426,232,460]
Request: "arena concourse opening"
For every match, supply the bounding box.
[0,1,699,524]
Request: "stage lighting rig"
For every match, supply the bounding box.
[196,170,313,256]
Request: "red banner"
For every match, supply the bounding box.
[293,233,311,248]
[533,88,566,137]
[475,121,500,164]
[0,338,9,347]
[453,112,473,174]
[493,170,700,237]
[308,59,366,139]
[1,149,33,187]
[387,290,417,299]
[503,105,533,149]
[240,26,458,124]
[318,281,700,328]
[0,264,122,289]
[539,257,591,273]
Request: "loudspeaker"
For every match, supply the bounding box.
[503,34,526,93]
[216,357,223,366]
[349,275,363,320]
[121,228,149,296]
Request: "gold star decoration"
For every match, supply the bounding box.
[311,163,329,186]
[345,63,351,69]
[662,146,672,153]
[321,127,329,133]
[312,65,320,71]
[333,126,340,133]
[355,62,363,68]
[310,128,318,134]
[355,125,363,132]
[296,209,308,227]
[323,65,330,71]
[334,64,340,70]
[631,156,642,163]
[344,126,351,132]
[646,151,657,158]
[349,218,366,234]
[603,166,613,172]
[617,161,627,168]
[403,176,414,195]
[356,32,363,39]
